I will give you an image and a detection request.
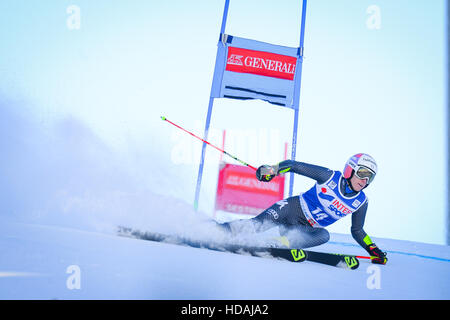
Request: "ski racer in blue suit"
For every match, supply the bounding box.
[220,153,387,264]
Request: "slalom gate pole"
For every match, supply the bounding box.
[161,116,258,171]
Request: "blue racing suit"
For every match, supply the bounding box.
[224,160,374,250]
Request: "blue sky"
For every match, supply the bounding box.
[0,0,447,244]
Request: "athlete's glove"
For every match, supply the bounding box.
[256,164,278,182]
[367,244,388,265]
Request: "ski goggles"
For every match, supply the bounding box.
[354,166,376,184]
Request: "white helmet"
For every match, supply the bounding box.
[343,153,377,185]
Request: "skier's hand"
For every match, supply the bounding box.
[367,244,387,265]
[256,165,278,182]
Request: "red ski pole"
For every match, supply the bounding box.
[161,116,258,171]
[355,255,372,260]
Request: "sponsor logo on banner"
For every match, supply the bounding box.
[224,204,263,215]
[215,164,285,216]
[225,172,280,195]
[227,54,244,66]
[226,47,297,80]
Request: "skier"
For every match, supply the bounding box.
[219,153,388,264]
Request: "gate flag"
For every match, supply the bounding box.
[211,35,300,109]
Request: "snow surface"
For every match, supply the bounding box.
[0,0,447,302]
[0,102,448,300]
[1,216,449,300]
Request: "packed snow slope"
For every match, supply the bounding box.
[1,218,449,300]
[0,104,448,300]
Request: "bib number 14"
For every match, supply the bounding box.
[312,207,328,221]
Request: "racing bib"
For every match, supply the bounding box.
[299,171,367,228]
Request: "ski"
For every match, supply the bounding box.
[117,226,360,270]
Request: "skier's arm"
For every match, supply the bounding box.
[350,201,371,249]
[256,160,333,184]
[351,202,388,264]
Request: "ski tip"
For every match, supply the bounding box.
[160,116,166,121]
